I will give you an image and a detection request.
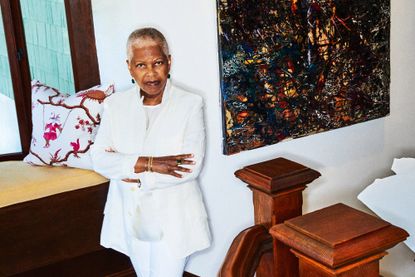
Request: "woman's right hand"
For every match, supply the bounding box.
[134,154,195,178]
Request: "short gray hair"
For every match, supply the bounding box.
[126,27,170,61]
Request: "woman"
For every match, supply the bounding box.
[91,27,211,277]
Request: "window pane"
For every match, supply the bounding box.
[0,6,22,154]
[20,0,75,94]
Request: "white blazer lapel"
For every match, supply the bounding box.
[112,87,146,154]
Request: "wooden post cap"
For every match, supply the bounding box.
[235,157,321,193]
[270,203,409,268]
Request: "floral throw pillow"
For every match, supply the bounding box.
[23,80,114,169]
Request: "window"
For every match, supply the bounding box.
[0,6,22,155]
[21,0,76,93]
[0,0,100,160]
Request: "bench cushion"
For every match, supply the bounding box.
[0,161,108,208]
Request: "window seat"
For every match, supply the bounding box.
[0,161,107,208]
[0,161,134,276]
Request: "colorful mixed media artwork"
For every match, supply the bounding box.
[217,0,390,154]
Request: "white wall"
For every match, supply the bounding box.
[91,1,415,276]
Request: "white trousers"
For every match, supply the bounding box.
[128,238,188,277]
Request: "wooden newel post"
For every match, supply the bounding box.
[235,157,321,277]
[270,203,409,277]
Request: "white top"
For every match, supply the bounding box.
[138,104,163,239]
[143,104,162,131]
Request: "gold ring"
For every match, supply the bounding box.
[176,159,182,165]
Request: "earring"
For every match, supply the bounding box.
[131,78,135,84]
[167,74,171,79]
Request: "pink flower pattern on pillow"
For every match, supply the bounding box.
[23,80,114,169]
[44,121,62,147]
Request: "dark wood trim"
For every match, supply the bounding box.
[14,249,134,277]
[64,0,100,91]
[0,0,31,158]
[219,225,272,277]
[0,152,25,161]
[107,267,136,277]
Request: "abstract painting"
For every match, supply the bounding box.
[217,0,390,154]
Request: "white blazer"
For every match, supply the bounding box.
[91,81,211,258]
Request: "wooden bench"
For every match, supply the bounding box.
[0,161,134,276]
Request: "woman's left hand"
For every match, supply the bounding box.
[129,154,196,180]
[151,154,195,178]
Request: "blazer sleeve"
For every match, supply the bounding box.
[139,97,205,189]
[90,101,139,180]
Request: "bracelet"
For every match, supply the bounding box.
[146,157,151,172]
[149,156,153,172]
[144,157,148,172]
